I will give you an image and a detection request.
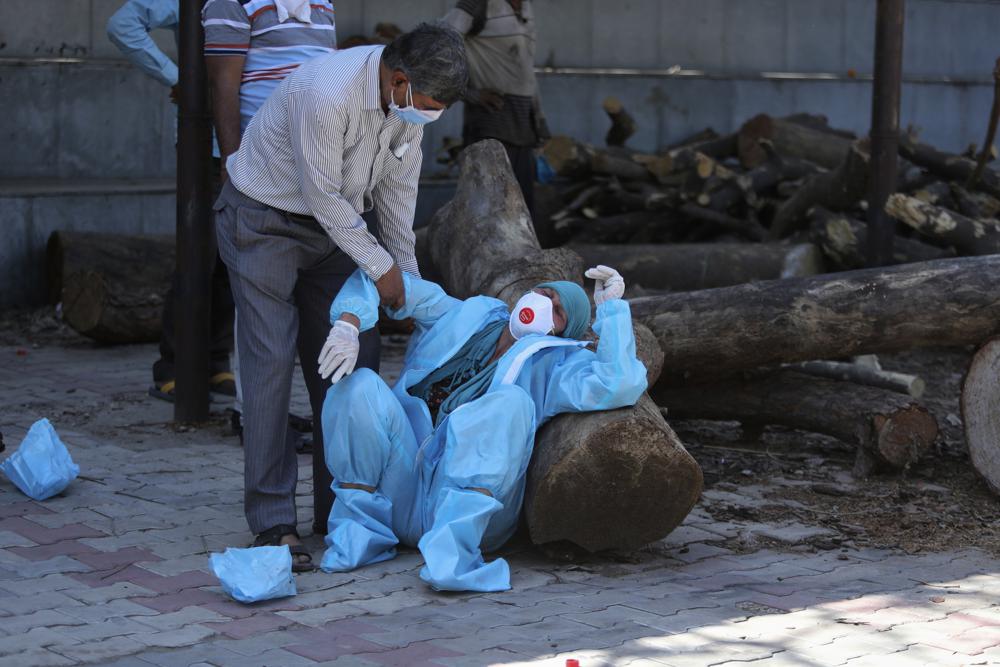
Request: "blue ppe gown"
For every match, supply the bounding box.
[320,271,647,592]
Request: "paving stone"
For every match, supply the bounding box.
[132,605,229,631]
[12,554,93,578]
[285,633,389,662]
[0,574,84,595]
[0,590,83,615]
[48,635,148,665]
[138,642,248,667]
[7,540,96,561]
[130,588,221,613]
[201,611,300,639]
[0,501,53,519]
[0,609,86,636]
[276,601,369,627]
[0,648,75,667]
[74,547,163,570]
[129,624,218,649]
[0,626,82,657]
[0,518,106,545]
[0,530,38,548]
[54,617,159,643]
[60,598,161,623]
[62,581,158,604]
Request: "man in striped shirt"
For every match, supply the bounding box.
[214,24,468,568]
[201,0,338,542]
[202,0,338,178]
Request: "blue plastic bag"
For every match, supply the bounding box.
[209,546,297,603]
[0,419,79,501]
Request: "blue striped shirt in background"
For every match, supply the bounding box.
[202,0,338,132]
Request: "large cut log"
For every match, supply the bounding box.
[569,242,823,291]
[886,193,1000,255]
[962,337,1000,495]
[525,395,701,551]
[770,141,870,239]
[630,255,1000,382]
[808,207,953,270]
[653,371,938,474]
[46,231,174,344]
[738,114,854,170]
[899,134,1000,199]
[430,140,703,551]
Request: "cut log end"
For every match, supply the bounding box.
[871,405,938,470]
[525,397,703,552]
[962,337,1000,495]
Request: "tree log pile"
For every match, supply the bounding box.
[522,100,1000,494]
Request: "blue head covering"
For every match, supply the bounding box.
[537,281,590,340]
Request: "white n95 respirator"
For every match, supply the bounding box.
[509,292,555,340]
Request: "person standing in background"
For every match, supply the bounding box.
[107,0,237,403]
[443,0,549,217]
[202,0,338,179]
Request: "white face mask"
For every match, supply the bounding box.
[509,292,555,340]
[390,84,443,125]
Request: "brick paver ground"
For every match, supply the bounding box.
[0,341,997,666]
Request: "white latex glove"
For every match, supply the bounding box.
[318,320,359,383]
[584,265,626,306]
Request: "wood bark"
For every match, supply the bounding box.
[791,360,925,398]
[770,141,871,239]
[961,337,1000,495]
[738,113,854,170]
[653,371,937,472]
[630,255,1000,382]
[697,151,820,213]
[950,185,1000,220]
[541,136,669,183]
[569,242,822,292]
[430,139,703,551]
[808,207,953,270]
[525,394,702,551]
[47,231,174,344]
[885,194,1000,256]
[566,210,678,245]
[678,204,768,241]
[899,134,1000,199]
[603,97,637,148]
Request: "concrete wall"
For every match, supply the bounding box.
[2,0,999,308]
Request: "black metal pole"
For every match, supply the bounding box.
[175,0,212,422]
[867,0,905,267]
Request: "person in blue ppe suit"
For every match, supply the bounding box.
[315,264,645,592]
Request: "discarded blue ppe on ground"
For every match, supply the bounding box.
[0,418,79,501]
[209,546,297,603]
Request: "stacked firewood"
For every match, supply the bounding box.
[523,100,1000,505]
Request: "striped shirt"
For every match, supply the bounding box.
[228,46,423,281]
[202,0,337,132]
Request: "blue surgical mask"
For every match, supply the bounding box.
[390,84,443,126]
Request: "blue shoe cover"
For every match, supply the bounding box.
[321,487,397,572]
[418,488,511,592]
